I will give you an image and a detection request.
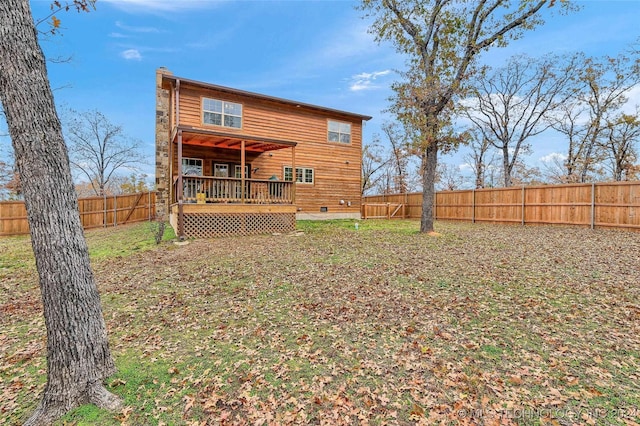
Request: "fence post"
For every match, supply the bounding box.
[591,182,596,229]
[113,194,117,227]
[387,203,391,220]
[148,191,152,221]
[404,192,408,218]
[521,185,525,226]
[103,192,107,228]
[472,189,475,223]
[434,190,437,220]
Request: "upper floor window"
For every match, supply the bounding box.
[328,120,351,144]
[203,98,242,129]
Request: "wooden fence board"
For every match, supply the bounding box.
[362,181,640,232]
[0,191,156,236]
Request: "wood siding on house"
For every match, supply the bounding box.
[159,70,370,219]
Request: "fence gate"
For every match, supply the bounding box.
[361,203,406,219]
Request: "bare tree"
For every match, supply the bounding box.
[0,1,121,425]
[540,152,570,184]
[0,158,13,199]
[361,137,389,195]
[360,0,575,232]
[0,110,22,199]
[382,122,412,194]
[465,54,577,187]
[550,53,640,182]
[463,129,498,189]
[436,162,465,191]
[600,111,640,181]
[508,160,544,186]
[65,109,145,196]
[550,100,587,182]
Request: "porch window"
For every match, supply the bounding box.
[235,165,249,179]
[328,120,351,144]
[214,163,229,177]
[203,98,242,129]
[182,158,203,176]
[284,166,314,184]
[181,158,203,201]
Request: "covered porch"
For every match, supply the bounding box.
[169,125,298,239]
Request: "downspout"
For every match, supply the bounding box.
[176,79,185,240]
[176,79,180,134]
[167,79,178,210]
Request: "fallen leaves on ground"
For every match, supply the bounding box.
[1,220,640,425]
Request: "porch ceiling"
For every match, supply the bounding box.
[172,125,297,153]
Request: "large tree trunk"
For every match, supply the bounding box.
[502,145,513,187]
[475,163,484,189]
[0,2,121,425]
[420,141,438,233]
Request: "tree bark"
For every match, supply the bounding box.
[420,141,438,233]
[0,1,121,425]
[502,145,513,187]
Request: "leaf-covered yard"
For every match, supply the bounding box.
[1,220,640,425]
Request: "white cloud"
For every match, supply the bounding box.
[621,84,640,114]
[459,163,473,171]
[318,22,377,61]
[349,70,392,92]
[290,20,394,77]
[539,152,567,164]
[108,32,128,38]
[115,21,161,34]
[103,0,213,13]
[121,49,142,61]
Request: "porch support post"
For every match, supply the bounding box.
[241,140,246,203]
[177,129,185,240]
[291,146,296,204]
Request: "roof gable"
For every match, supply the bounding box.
[161,74,372,122]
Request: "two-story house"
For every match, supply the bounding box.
[155,68,371,239]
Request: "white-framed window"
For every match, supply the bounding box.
[214,163,229,177]
[235,165,249,179]
[182,158,203,176]
[284,166,314,184]
[203,98,243,129]
[328,120,351,144]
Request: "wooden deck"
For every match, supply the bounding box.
[169,199,297,239]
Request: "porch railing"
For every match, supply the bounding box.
[175,175,294,204]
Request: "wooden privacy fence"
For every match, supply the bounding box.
[0,191,156,236]
[362,181,640,231]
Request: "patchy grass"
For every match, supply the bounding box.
[87,221,176,259]
[2,220,640,425]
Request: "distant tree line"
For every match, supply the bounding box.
[0,107,148,200]
[363,47,640,195]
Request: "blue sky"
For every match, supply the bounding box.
[3,0,640,184]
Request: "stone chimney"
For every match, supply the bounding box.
[155,67,172,220]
